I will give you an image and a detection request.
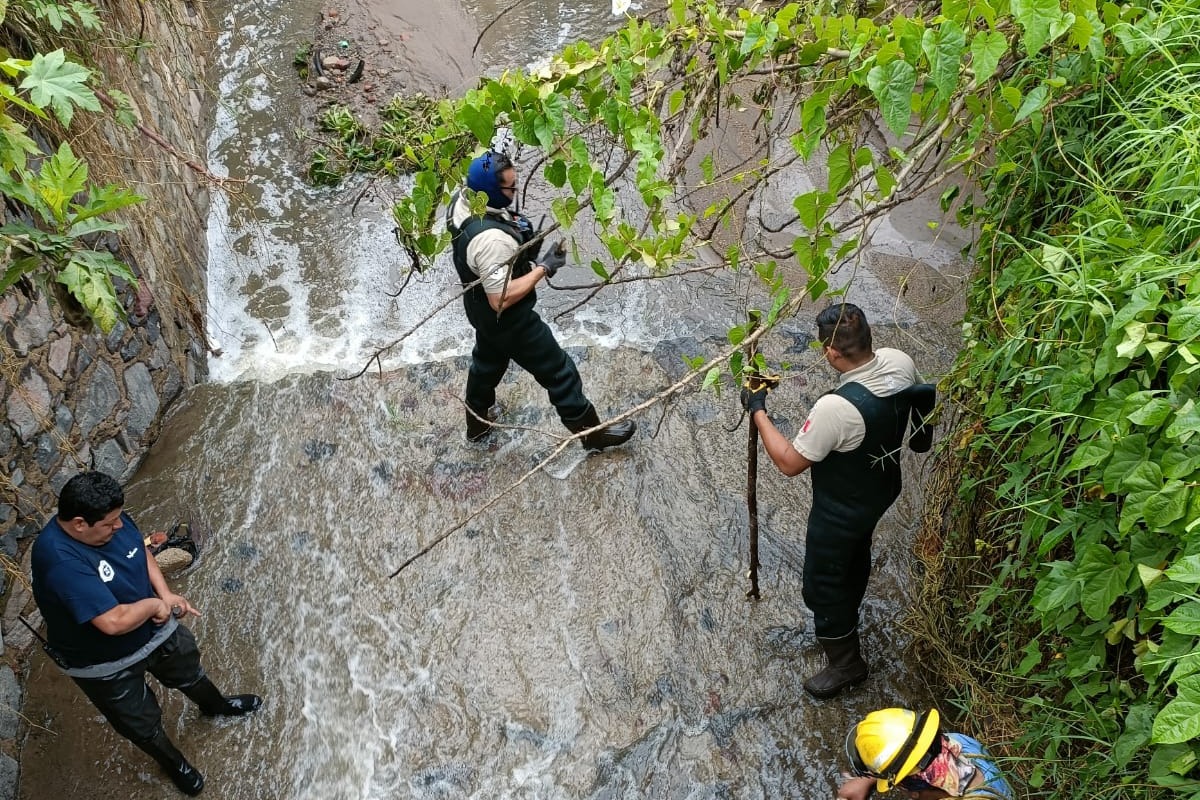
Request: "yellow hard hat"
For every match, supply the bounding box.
[846,708,941,792]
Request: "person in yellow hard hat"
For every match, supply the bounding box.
[837,708,1013,800]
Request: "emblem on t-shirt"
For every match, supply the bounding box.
[801,418,813,435]
[98,560,115,583]
[126,548,138,559]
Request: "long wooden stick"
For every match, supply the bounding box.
[746,418,761,600]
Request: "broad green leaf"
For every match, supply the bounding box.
[921,21,966,104]
[1143,481,1189,528]
[18,49,99,127]
[1014,84,1050,123]
[1076,544,1131,620]
[1121,460,1162,492]
[827,143,853,194]
[58,255,121,332]
[1167,400,1200,441]
[1116,321,1148,359]
[1128,398,1174,428]
[1166,555,1200,584]
[970,30,1007,82]
[1152,696,1200,744]
[39,142,88,223]
[1102,433,1148,493]
[544,159,567,188]
[875,165,896,198]
[1163,601,1200,636]
[1067,437,1111,472]
[1012,0,1072,53]
[1169,305,1200,343]
[793,190,827,230]
[866,60,916,137]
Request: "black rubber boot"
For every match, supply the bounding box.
[466,405,498,442]
[135,727,205,796]
[182,676,263,717]
[564,404,635,451]
[803,629,870,699]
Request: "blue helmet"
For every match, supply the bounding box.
[467,151,514,209]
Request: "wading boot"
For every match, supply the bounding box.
[136,727,205,796]
[466,405,499,442]
[565,404,636,451]
[803,629,870,699]
[182,676,263,717]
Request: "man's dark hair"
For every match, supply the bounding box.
[58,471,124,524]
[816,303,872,359]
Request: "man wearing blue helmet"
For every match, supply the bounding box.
[445,150,636,450]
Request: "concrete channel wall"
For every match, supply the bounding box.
[0,0,213,795]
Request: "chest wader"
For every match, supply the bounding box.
[448,202,636,449]
[802,381,909,699]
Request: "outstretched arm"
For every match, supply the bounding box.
[750,409,814,477]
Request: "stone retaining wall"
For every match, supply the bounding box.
[0,0,214,796]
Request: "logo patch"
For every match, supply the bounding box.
[98,560,115,583]
[800,418,813,435]
[126,548,138,559]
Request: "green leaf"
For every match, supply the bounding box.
[1076,543,1131,621]
[544,159,567,188]
[459,102,495,146]
[1122,460,1163,492]
[793,190,828,230]
[866,60,916,137]
[1014,84,1050,123]
[875,165,897,198]
[1169,304,1200,343]
[1166,400,1200,442]
[1128,398,1174,428]
[1144,481,1189,528]
[58,254,122,332]
[1163,601,1200,636]
[1103,433,1149,493]
[921,21,967,104]
[1166,555,1200,584]
[1012,0,1072,53]
[18,49,99,127]
[827,143,853,194]
[970,30,1008,82]
[1153,695,1200,744]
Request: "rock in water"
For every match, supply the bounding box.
[155,547,194,574]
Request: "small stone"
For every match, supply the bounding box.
[154,547,193,574]
[315,76,334,90]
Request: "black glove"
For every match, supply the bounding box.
[540,239,567,277]
[740,385,769,415]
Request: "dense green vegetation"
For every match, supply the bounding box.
[0,0,141,332]
[935,1,1200,795]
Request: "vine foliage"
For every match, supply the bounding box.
[0,0,142,332]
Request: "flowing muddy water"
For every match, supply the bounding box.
[19,1,970,798]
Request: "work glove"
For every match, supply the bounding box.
[740,385,769,415]
[740,373,779,415]
[540,239,567,278]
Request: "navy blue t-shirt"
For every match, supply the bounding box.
[31,512,160,667]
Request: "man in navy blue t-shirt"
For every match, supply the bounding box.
[32,471,263,796]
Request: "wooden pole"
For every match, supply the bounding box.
[746,418,761,600]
